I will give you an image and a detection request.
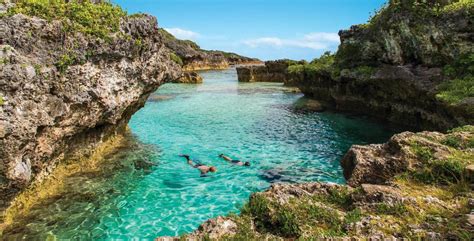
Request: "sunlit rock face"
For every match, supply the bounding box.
[0,12,181,211]
[236,60,302,86]
[159,28,261,71]
[295,3,474,131]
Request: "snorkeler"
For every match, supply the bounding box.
[218,154,251,166]
[179,154,217,176]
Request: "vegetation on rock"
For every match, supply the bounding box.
[158,28,259,71]
[5,0,126,39]
[285,0,474,130]
[169,52,184,66]
[437,53,474,104]
[184,126,474,240]
[288,51,339,79]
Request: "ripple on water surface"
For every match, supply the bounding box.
[4,68,396,240]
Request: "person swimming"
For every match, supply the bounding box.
[218,154,250,166]
[179,154,217,177]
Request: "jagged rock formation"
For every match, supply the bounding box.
[233,1,473,130]
[293,1,474,131]
[160,28,261,83]
[160,28,260,70]
[173,71,203,84]
[0,5,180,214]
[177,126,473,240]
[236,60,303,86]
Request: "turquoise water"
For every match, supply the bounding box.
[3,69,395,240]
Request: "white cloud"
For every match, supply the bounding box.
[243,32,340,50]
[164,28,200,40]
[244,37,284,47]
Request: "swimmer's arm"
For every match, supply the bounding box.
[219,154,233,162]
[187,160,195,167]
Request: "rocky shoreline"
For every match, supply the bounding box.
[237,2,474,131]
[171,126,473,240]
[0,0,258,222]
[160,28,261,83]
[0,1,181,221]
[0,0,473,240]
[179,1,474,239]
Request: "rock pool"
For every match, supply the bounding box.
[3,69,395,240]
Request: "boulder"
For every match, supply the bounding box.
[174,71,203,84]
[236,60,300,85]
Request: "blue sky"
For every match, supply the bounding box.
[114,0,387,60]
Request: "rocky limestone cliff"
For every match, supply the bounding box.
[239,1,473,118]
[236,60,304,86]
[336,1,472,68]
[159,28,261,83]
[0,4,180,214]
[160,28,260,70]
[260,1,474,131]
[174,126,473,240]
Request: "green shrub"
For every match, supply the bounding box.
[129,12,146,18]
[442,135,462,148]
[0,57,9,65]
[242,194,272,230]
[375,203,408,216]
[134,38,143,48]
[443,53,474,78]
[169,52,183,66]
[468,137,474,148]
[287,64,304,74]
[0,95,3,105]
[411,143,434,162]
[307,205,341,227]
[344,208,362,224]
[354,65,376,77]
[55,53,77,73]
[183,40,200,50]
[448,125,474,133]
[287,52,338,78]
[325,187,353,209]
[309,51,335,67]
[430,159,465,183]
[412,158,466,184]
[442,0,474,12]
[33,64,42,75]
[8,0,126,39]
[437,53,474,104]
[275,207,301,237]
[436,77,474,104]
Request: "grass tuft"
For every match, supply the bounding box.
[170,52,183,66]
[7,0,127,39]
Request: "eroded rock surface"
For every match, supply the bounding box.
[237,60,302,86]
[0,12,180,211]
[160,28,261,71]
[297,3,473,130]
[174,71,203,84]
[177,126,473,240]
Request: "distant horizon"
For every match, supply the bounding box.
[113,0,386,61]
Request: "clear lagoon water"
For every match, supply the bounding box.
[3,69,395,240]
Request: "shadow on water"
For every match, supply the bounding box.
[2,134,160,240]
